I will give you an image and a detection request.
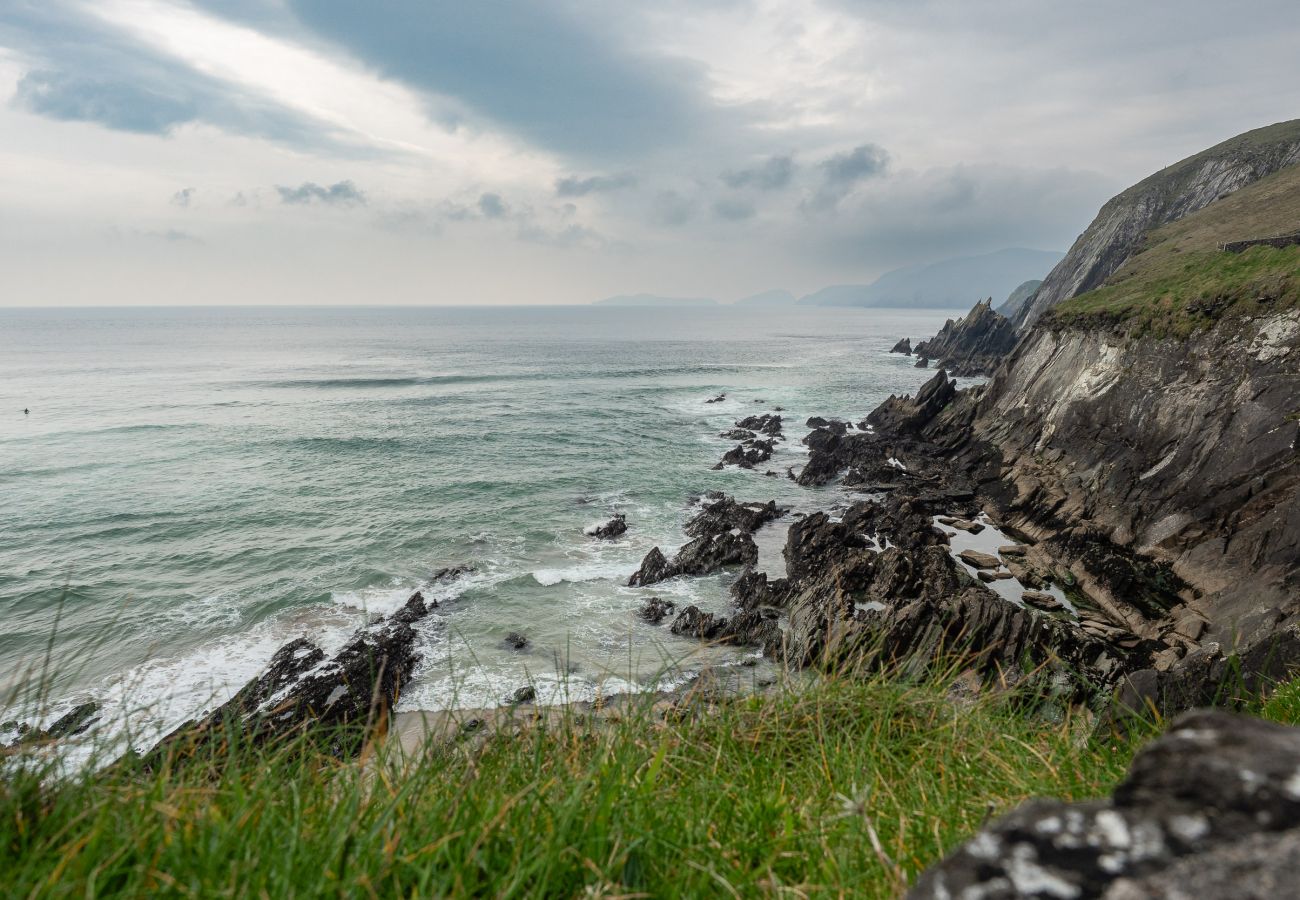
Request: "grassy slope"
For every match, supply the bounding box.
[1050,161,1300,336]
[0,676,1137,898]
[5,675,1300,899]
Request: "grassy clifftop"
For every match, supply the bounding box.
[1049,161,1300,336]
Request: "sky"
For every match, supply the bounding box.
[1,0,1297,306]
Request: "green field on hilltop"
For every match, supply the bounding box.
[1051,162,1300,336]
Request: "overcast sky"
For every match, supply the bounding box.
[1,0,1297,306]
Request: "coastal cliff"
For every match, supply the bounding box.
[1010,119,1300,327]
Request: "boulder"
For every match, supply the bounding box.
[508,685,536,705]
[1021,590,1062,610]
[704,393,726,403]
[908,710,1300,899]
[504,631,530,651]
[958,549,1001,569]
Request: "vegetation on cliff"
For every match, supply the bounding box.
[1049,161,1300,336]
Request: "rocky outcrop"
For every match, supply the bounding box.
[716,415,783,469]
[735,414,783,437]
[913,299,1021,376]
[584,514,627,539]
[1014,119,1300,328]
[890,337,913,355]
[627,496,785,587]
[4,701,102,749]
[909,710,1300,899]
[147,590,434,762]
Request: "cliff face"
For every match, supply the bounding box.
[1015,119,1300,328]
[973,311,1300,641]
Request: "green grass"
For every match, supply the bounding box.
[5,672,1298,898]
[1049,153,1300,338]
[1050,244,1300,337]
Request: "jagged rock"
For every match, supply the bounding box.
[704,393,726,403]
[714,439,775,469]
[628,547,675,587]
[806,416,831,427]
[503,632,529,650]
[431,565,475,582]
[958,549,1000,569]
[584,514,627,539]
[914,356,929,368]
[627,532,758,587]
[863,370,959,437]
[909,710,1300,899]
[685,496,786,538]
[637,597,677,625]
[4,701,103,749]
[912,298,1019,376]
[146,591,434,761]
[735,414,783,437]
[669,606,729,640]
[719,428,756,440]
[890,337,913,355]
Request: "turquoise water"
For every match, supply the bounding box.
[0,304,958,748]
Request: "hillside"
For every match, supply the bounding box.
[995,278,1042,318]
[1049,160,1300,335]
[799,248,1062,309]
[1016,118,1300,327]
[734,289,797,307]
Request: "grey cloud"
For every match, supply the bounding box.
[280,0,742,160]
[712,197,756,221]
[821,144,890,185]
[652,190,694,227]
[720,155,794,190]
[477,192,508,219]
[555,173,637,197]
[276,181,367,205]
[2,5,371,154]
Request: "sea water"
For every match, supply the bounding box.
[0,304,959,751]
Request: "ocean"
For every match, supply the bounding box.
[0,304,960,754]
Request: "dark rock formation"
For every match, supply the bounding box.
[584,514,627,539]
[147,591,434,761]
[912,299,1019,376]
[890,337,913,355]
[714,439,775,469]
[508,685,536,705]
[862,370,959,438]
[704,393,726,403]
[684,497,786,538]
[503,631,529,651]
[735,414,783,437]
[909,710,1300,899]
[637,597,677,625]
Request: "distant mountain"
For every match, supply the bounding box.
[996,279,1043,318]
[797,248,1064,309]
[734,289,797,307]
[594,293,717,307]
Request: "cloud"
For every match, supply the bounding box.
[478,192,508,218]
[720,155,794,190]
[652,190,694,227]
[172,187,196,208]
[555,173,637,197]
[1,4,379,155]
[280,0,738,160]
[275,181,367,205]
[821,143,890,185]
[712,197,756,221]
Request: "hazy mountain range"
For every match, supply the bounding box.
[596,247,1063,308]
